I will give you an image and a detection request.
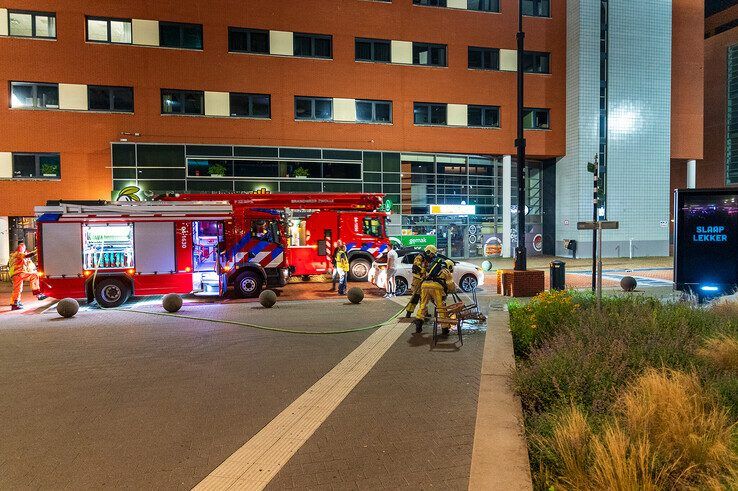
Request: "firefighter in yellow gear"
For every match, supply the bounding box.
[9,241,46,310]
[404,244,436,318]
[414,259,456,334]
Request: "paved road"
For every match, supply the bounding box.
[0,291,488,489]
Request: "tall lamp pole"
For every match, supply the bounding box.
[514,0,527,271]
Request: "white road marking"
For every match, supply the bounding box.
[193,317,406,491]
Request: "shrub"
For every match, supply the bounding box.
[538,369,738,489]
[508,290,583,357]
[697,335,738,373]
[510,294,738,488]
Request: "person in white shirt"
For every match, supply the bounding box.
[384,243,399,298]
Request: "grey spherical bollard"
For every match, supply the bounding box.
[620,276,637,292]
[481,260,493,272]
[57,298,79,318]
[259,289,277,308]
[162,293,183,313]
[347,287,364,304]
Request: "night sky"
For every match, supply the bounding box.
[707,0,738,16]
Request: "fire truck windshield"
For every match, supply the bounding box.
[252,219,281,243]
[362,216,384,238]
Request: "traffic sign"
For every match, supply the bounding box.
[577,221,619,230]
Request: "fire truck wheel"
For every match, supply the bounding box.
[94,278,130,308]
[349,258,372,282]
[235,271,263,298]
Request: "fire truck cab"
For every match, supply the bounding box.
[34,200,288,307]
[160,193,390,281]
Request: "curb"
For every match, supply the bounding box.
[468,310,532,490]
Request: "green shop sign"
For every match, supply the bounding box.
[391,234,437,248]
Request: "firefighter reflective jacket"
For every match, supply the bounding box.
[411,253,427,279]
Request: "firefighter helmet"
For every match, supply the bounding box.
[424,245,437,255]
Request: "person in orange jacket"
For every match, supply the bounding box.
[9,241,46,310]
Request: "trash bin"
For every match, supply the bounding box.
[550,260,566,290]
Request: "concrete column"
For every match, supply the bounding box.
[687,159,697,189]
[502,155,512,258]
[0,217,9,266]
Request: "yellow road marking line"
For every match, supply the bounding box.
[193,318,406,491]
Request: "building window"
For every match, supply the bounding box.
[468,47,499,70]
[726,45,738,184]
[10,82,59,109]
[467,0,499,12]
[228,27,269,53]
[414,102,447,125]
[413,0,447,6]
[159,22,203,50]
[523,108,550,129]
[356,100,392,123]
[293,33,332,58]
[88,86,134,112]
[523,51,550,73]
[86,17,132,44]
[12,153,61,179]
[295,97,333,120]
[412,42,447,66]
[468,105,500,127]
[355,38,391,63]
[161,89,204,115]
[230,93,270,118]
[8,11,56,38]
[522,0,550,17]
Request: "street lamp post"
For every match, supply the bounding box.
[514,0,527,271]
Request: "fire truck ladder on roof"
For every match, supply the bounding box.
[34,200,233,222]
[160,193,385,212]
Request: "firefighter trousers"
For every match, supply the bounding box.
[11,272,40,305]
[405,276,423,315]
[416,281,445,320]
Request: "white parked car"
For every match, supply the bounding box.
[369,251,485,295]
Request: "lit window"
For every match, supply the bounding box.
[10,81,59,109]
[86,17,132,44]
[523,108,550,129]
[8,11,56,38]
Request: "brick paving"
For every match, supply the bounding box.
[266,319,486,490]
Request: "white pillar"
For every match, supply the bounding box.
[502,155,512,258]
[0,217,9,266]
[687,160,697,189]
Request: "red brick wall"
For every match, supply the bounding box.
[0,0,568,216]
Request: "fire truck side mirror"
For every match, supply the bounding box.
[317,240,327,256]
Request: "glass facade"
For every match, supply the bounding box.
[111,143,543,258]
[727,44,738,185]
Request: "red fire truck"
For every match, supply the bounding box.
[160,193,390,281]
[34,200,290,307]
